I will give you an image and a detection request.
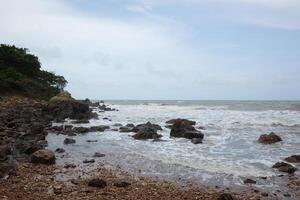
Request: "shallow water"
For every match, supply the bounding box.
[47,101,300,198]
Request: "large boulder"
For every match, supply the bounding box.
[31,149,55,165]
[132,122,162,140]
[166,118,196,126]
[170,119,203,139]
[88,179,107,188]
[45,92,94,121]
[258,132,282,144]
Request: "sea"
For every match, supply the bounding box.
[47,100,300,197]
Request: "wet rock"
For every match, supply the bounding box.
[64,138,76,144]
[89,125,110,132]
[258,132,282,144]
[170,119,204,139]
[272,162,297,174]
[119,126,133,133]
[243,178,256,184]
[126,123,135,128]
[132,122,162,140]
[88,179,107,188]
[112,123,123,127]
[191,138,202,144]
[67,132,76,136]
[132,122,162,133]
[113,179,131,188]
[73,127,89,133]
[64,163,76,168]
[55,148,65,153]
[31,149,55,165]
[86,140,98,143]
[261,192,268,197]
[93,152,105,157]
[83,159,95,163]
[166,118,196,126]
[217,193,234,200]
[284,155,300,163]
[73,119,89,124]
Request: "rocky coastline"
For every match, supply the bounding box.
[0,93,299,199]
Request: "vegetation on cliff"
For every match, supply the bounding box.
[0,44,67,99]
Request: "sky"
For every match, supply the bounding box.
[0,0,300,100]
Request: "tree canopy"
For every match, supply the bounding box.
[0,44,67,99]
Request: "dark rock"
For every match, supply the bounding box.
[126,123,135,128]
[64,163,76,168]
[272,162,297,174]
[113,179,131,188]
[64,138,76,144]
[132,122,162,133]
[55,148,65,153]
[191,138,202,144]
[73,127,89,133]
[73,119,89,124]
[83,159,95,163]
[261,192,268,197]
[89,125,110,132]
[67,132,76,136]
[166,118,196,126]
[119,126,133,133]
[170,119,204,139]
[86,140,98,143]
[112,123,123,127]
[217,193,234,200]
[243,178,256,184]
[31,149,55,165]
[93,152,105,157]
[132,122,162,140]
[284,155,300,163]
[88,179,107,188]
[258,132,282,144]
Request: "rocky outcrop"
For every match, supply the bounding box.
[132,122,162,140]
[284,155,300,163]
[44,92,95,121]
[272,162,297,174]
[170,119,203,140]
[258,132,282,144]
[166,118,196,128]
[31,149,55,165]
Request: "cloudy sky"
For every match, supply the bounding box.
[1,0,299,100]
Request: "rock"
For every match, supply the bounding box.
[88,179,107,188]
[217,193,234,200]
[64,138,76,144]
[191,138,202,144]
[55,148,65,153]
[73,127,89,133]
[89,125,110,132]
[64,163,76,168]
[46,92,94,121]
[73,119,89,124]
[258,132,282,144]
[119,126,133,133]
[53,185,62,195]
[243,178,256,184]
[166,118,196,126]
[93,152,105,157]
[132,122,162,140]
[86,140,98,143]
[126,123,135,128]
[31,149,55,165]
[112,123,123,127]
[83,159,95,163]
[170,119,204,139]
[67,132,76,136]
[113,179,131,188]
[261,192,268,197]
[284,155,300,163]
[132,122,162,133]
[272,162,297,174]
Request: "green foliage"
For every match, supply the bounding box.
[0,44,68,100]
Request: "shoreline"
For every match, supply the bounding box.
[0,95,299,199]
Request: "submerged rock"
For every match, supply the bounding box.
[272,162,297,174]
[258,132,282,144]
[119,126,134,133]
[191,138,202,144]
[170,119,203,139]
[243,178,256,184]
[83,159,95,163]
[284,155,300,163]
[93,152,105,157]
[64,138,76,144]
[88,179,107,188]
[55,148,65,153]
[31,149,55,165]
